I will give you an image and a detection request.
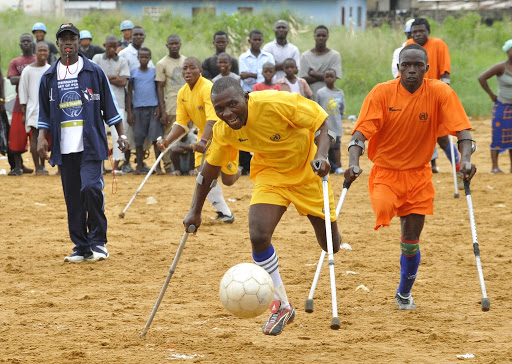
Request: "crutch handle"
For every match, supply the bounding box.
[187,224,197,233]
[342,166,360,189]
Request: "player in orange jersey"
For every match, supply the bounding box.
[344,44,476,310]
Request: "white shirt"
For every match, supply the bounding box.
[391,41,407,78]
[238,49,275,92]
[119,44,155,71]
[18,63,50,131]
[57,57,84,154]
[262,39,300,80]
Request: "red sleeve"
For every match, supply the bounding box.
[253,83,264,91]
[7,59,20,78]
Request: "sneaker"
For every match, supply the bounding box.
[334,167,344,175]
[211,211,235,223]
[64,251,93,263]
[86,245,109,261]
[120,162,134,174]
[431,165,439,173]
[8,168,23,176]
[262,300,295,335]
[395,293,417,310]
[456,171,464,190]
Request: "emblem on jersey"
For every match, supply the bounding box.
[82,88,100,101]
[198,105,203,111]
[238,138,248,142]
[270,134,281,142]
[389,107,402,112]
[419,112,428,121]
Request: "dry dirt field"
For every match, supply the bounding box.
[1,119,511,363]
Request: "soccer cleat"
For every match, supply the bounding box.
[262,300,295,335]
[395,293,417,310]
[64,251,93,263]
[86,245,109,261]
[212,211,235,224]
[456,172,464,190]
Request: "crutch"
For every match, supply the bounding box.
[462,162,490,311]
[449,135,459,198]
[139,224,197,338]
[312,162,341,329]
[305,166,359,315]
[119,133,185,218]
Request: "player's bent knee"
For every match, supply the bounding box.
[221,173,238,186]
[400,237,420,257]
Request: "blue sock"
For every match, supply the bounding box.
[397,250,421,295]
[443,143,460,165]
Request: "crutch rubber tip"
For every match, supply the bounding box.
[119,212,125,218]
[138,331,147,338]
[454,193,459,198]
[304,299,314,313]
[330,317,341,330]
[481,298,490,311]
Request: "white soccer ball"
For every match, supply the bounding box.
[219,263,275,318]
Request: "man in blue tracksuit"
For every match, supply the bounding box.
[37,23,130,262]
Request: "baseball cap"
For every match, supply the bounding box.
[80,30,93,40]
[404,19,415,33]
[503,39,512,53]
[56,23,80,39]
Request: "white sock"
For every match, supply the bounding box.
[254,251,289,307]
[207,183,231,216]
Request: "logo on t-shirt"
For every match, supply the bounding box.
[238,138,248,142]
[389,107,402,112]
[270,134,281,142]
[198,105,203,111]
[82,87,100,101]
[419,112,428,121]
[59,91,83,117]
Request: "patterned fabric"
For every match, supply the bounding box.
[491,100,512,150]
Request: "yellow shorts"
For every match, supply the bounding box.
[251,179,336,222]
[369,165,435,230]
[194,148,239,175]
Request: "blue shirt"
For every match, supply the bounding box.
[38,54,122,166]
[238,49,275,92]
[130,67,158,108]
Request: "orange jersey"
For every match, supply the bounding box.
[353,78,471,170]
[405,37,450,80]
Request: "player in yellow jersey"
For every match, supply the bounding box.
[159,57,239,223]
[183,76,341,335]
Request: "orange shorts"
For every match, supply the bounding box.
[369,165,434,230]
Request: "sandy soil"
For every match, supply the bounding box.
[1,119,511,364]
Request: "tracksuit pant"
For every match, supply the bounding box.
[61,153,107,254]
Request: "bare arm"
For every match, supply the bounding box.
[156,81,169,125]
[183,162,222,232]
[126,81,134,126]
[343,130,367,183]
[108,75,127,88]
[478,63,504,102]
[456,129,477,180]
[9,75,21,86]
[240,72,257,80]
[311,119,331,177]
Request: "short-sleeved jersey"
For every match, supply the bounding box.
[207,91,328,186]
[405,37,450,80]
[176,76,216,134]
[353,78,471,170]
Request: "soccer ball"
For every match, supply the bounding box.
[219,263,275,318]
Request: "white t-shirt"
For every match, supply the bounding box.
[284,78,301,94]
[18,63,50,131]
[57,56,85,154]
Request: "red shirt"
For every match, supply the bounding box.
[7,55,36,113]
[252,83,281,92]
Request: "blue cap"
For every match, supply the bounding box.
[404,19,415,33]
[32,22,47,33]
[120,20,134,31]
[503,39,512,53]
[80,30,92,40]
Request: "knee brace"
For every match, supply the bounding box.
[196,172,217,188]
[400,237,419,257]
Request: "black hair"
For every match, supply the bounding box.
[35,41,49,49]
[314,25,329,35]
[411,18,430,33]
[283,58,297,66]
[138,47,151,55]
[399,43,428,63]
[324,68,337,75]
[211,76,244,95]
[249,29,263,39]
[217,52,232,63]
[167,34,180,42]
[105,34,118,43]
[213,31,228,41]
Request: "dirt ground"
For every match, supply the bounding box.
[1,119,511,364]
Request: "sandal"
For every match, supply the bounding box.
[170,170,182,176]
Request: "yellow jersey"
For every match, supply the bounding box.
[176,76,217,134]
[207,91,328,186]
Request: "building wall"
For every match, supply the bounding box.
[120,1,367,29]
